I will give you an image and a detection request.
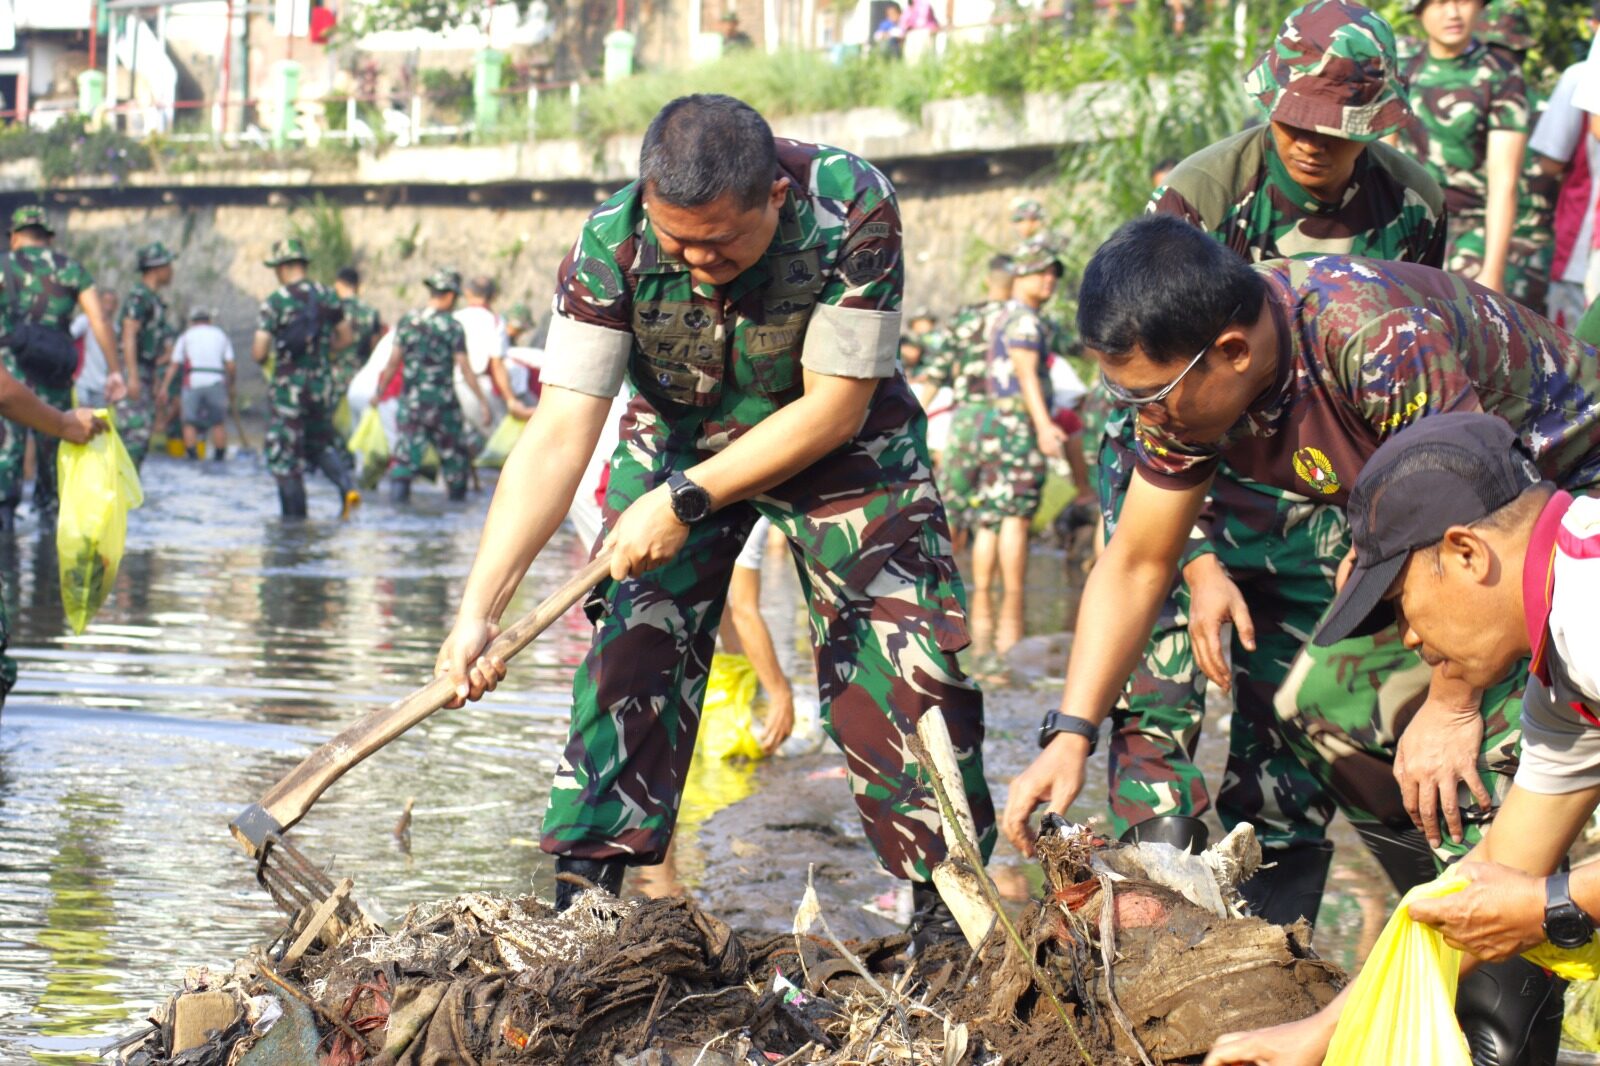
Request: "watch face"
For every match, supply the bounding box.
[1548,912,1593,949]
[672,483,711,523]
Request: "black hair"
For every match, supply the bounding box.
[1077,215,1266,365]
[1151,156,1179,176]
[639,95,778,212]
[466,275,497,300]
[336,267,361,288]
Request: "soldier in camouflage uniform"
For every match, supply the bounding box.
[1398,0,1529,291]
[1098,0,1447,913]
[376,268,492,503]
[332,266,383,397]
[116,241,177,469]
[941,241,1066,662]
[0,207,122,525]
[251,238,359,519]
[1009,217,1598,1059]
[912,253,1014,530]
[435,96,992,946]
[1010,197,1046,243]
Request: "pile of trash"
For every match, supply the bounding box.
[112,824,1344,1066]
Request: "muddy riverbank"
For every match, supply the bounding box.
[0,453,1394,1064]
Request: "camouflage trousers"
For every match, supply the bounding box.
[391,392,472,493]
[940,402,1045,530]
[112,367,158,469]
[541,450,997,880]
[0,353,72,516]
[265,367,341,479]
[1098,411,1524,862]
[1275,636,1526,867]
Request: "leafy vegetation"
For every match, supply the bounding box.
[0,115,151,183]
[286,195,354,283]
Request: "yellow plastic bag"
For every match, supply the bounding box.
[698,652,766,761]
[348,406,390,490]
[1325,877,1473,1066]
[475,415,527,469]
[1328,874,1600,1066]
[56,416,143,634]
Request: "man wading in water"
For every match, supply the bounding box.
[434,94,994,950]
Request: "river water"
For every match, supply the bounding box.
[0,451,1391,1064]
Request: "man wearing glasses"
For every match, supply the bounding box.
[1096,0,1448,926]
[1006,212,1600,1060]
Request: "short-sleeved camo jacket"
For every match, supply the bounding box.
[1399,39,1530,223]
[122,280,171,370]
[256,280,344,374]
[0,247,92,336]
[394,307,466,398]
[538,139,952,590]
[1132,256,1600,503]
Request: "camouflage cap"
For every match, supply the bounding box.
[507,301,534,324]
[1010,197,1045,223]
[1244,0,1412,143]
[137,241,175,270]
[263,238,310,267]
[424,266,463,294]
[1010,236,1064,276]
[1478,2,1534,54]
[9,205,54,236]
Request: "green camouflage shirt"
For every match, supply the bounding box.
[338,296,382,361]
[915,298,1006,406]
[541,138,943,590]
[255,280,343,375]
[2,246,93,336]
[1149,126,1447,265]
[1399,39,1530,223]
[394,306,465,400]
[122,280,171,371]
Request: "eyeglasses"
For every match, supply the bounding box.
[1099,302,1243,413]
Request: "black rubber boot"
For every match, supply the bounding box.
[1238,840,1334,926]
[389,478,412,505]
[447,482,468,502]
[1349,820,1440,894]
[185,445,199,460]
[0,501,19,535]
[553,856,626,912]
[908,882,965,956]
[1456,955,1565,1066]
[276,476,308,519]
[213,445,226,462]
[1119,815,1210,854]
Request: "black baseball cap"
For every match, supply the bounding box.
[1313,413,1546,647]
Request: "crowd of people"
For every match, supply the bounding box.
[2,0,1600,1059]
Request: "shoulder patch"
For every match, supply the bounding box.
[584,255,624,300]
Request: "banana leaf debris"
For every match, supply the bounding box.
[114,824,1344,1065]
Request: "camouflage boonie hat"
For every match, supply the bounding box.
[424,267,463,294]
[1010,197,1045,223]
[1245,0,1412,143]
[9,205,53,235]
[137,241,175,270]
[1010,237,1064,276]
[263,238,310,267]
[1479,2,1534,54]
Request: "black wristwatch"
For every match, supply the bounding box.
[1544,870,1595,950]
[1038,710,1099,754]
[666,472,712,524]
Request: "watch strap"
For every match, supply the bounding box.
[1039,710,1098,753]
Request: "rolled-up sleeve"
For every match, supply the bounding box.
[801,303,900,378]
[804,156,904,379]
[540,313,631,398]
[541,226,634,398]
